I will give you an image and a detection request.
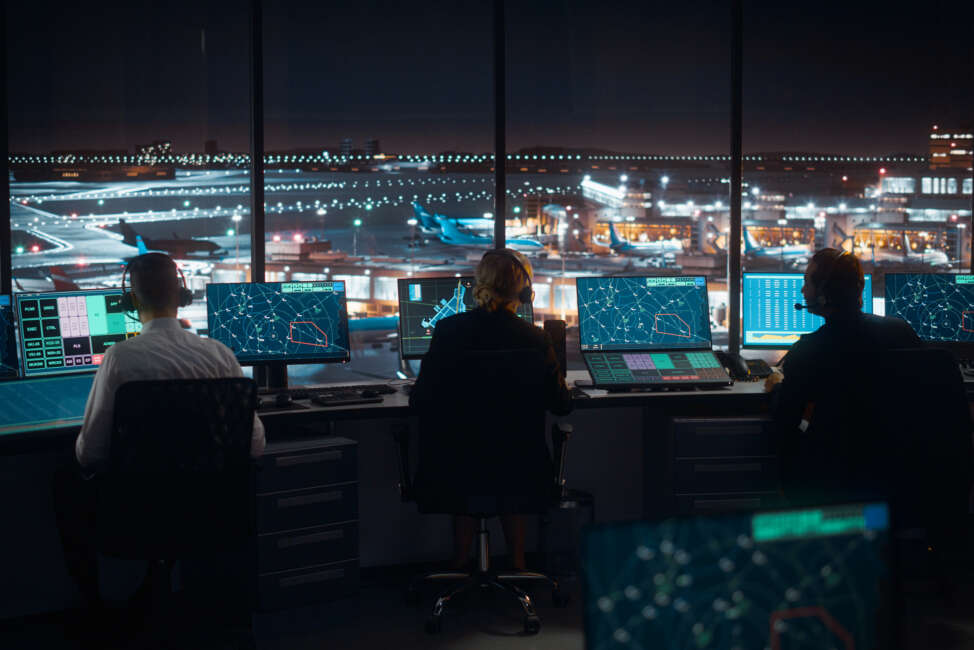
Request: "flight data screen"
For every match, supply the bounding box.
[15,289,142,377]
[583,350,730,386]
[1,295,19,379]
[577,276,712,351]
[743,273,873,348]
[884,273,974,342]
[582,502,890,650]
[207,281,350,364]
[397,276,534,359]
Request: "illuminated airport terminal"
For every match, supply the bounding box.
[1,1,973,649]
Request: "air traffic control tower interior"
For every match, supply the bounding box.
[1,1,974,648]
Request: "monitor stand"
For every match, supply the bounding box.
[395,357,416,380]
[256,362,289,393]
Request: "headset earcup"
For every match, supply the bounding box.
[519,286,533,305]
[120,292,135,312]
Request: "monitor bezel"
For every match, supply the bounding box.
[741,271,873,350]
[575,275,713,353]
[396,275,535,360]
[0,294,20,381]
[205,281,352,366]
[13,288,138,378]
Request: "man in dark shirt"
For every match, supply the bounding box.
[410,249,572,569]
[766,249,922,502]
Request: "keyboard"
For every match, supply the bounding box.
[311,391,384,407]
[282,383,398,400]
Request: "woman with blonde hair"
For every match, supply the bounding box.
[409,248,572,570]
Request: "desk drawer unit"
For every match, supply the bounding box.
[258,559,359,611]
[670,417,777,514]
[256,437,359,610]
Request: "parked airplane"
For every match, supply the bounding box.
[119,219,226,259]
[743,226,811,261]
[435,217,544,252]
[411,202,492,235]
[12,265,81,293]
[855,232,950,266]
[605,222,683,257]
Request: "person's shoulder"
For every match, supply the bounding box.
[863,313,922,345]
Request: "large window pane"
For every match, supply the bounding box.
[508,1,731,367]
[7,2,251,333]
[743,0,974,353]
[264,1,494,383]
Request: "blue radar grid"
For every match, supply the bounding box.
[206,281,350,364]
[884,273,974,342]
[577,276,712,351]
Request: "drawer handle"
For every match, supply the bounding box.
[278,568,345,589]
[278,529,345,549]
[693,462,762,473]
[695,427,762,436]
[277,490,343,508]
[276,450,343,467]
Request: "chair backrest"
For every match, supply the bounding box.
[412,348,556,514]
[786,347,972,537]
[97,378,257,558]
[870,348,972,533]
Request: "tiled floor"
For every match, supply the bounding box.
[7,578,974,649]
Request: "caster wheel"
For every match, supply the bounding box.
[552,589,571,607]
[404,587,420,607]
[524,615,541,635]
[425,617,442,635]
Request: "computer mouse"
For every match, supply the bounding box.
[361,389,380,399]
[275,392,293,408]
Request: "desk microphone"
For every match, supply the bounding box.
[794,303,808,311]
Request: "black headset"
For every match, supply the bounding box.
[482,249,534,305]
[120,253,193,313]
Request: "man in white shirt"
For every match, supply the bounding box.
[57,252,264,611]
[76,255,265,472]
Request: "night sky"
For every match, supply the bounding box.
[6,0,973,155]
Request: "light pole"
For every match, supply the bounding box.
[353,218,362,256]
[407,217,418,271]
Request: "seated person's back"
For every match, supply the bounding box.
[769,249,921,501]
[76,253,265,473]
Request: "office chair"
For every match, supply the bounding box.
[399,348,572,635]
[94,378,258,644]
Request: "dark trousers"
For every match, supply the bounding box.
[53,461,100,605]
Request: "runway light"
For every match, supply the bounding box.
[15,246,24,254]
[272,234,281,242]
[353,219,363,227]
[293,233,303,242]
[31,245,39,252]
[227,229,235,236]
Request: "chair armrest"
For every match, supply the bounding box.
[551,421,573,498]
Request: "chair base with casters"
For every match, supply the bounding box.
[396,420,575,635]
[408,516,569,635]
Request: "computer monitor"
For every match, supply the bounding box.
[206,281,351,364]
[397,276,534,359]
[1,295,19,379]
[581,502,891,650]
[577,276,712,352]
[15,289,142,377]
[742,272,873,348]
[884,273,974,342]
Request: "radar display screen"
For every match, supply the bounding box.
[397,276,534,359]
[15,289,142,377]
[577,276,712,351]
[884,273,974,342]
[743,273,873,348]
[583,350,730,388]
[581,502,890,650]
[206,281,350,364]
[1,295,19,379]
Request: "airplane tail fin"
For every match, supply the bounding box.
[48,266,80,292]
[608,222,626,248]
[136,235,149,255]
[743,226,759,253]
[903,232,911,253]
[831,223,852,251]
[118,219,140,247]
[411,202,438,230]
[706,223,724,252]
